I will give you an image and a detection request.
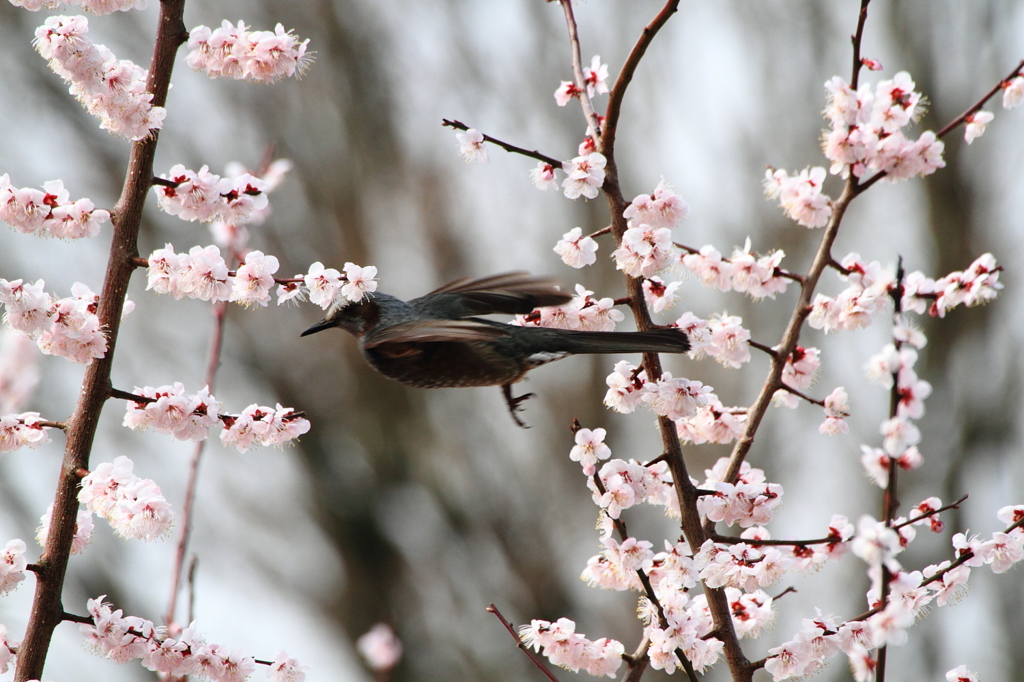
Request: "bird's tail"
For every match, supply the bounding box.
[542,328,691,355]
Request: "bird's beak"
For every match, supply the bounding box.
[301,318,334,337]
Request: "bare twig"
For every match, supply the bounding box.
[441,119,562,167]
[486,604,561,682]
[557,0,604,144]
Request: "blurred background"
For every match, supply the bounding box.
[1,1,1023,680]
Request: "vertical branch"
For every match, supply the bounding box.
[15,2,188,679]
[875,258,905,682]
[557,0,603,143]
[164,300,228,631]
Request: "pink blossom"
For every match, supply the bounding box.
[623,178,690,229]
[978,532,1024,574]
[79,456,173,540]
[561,153,606,200]
[612,224,674,277]
[553,227,599,268]
[554,80,581,106]
[34,16,164,140]
[642,276,681,313]
[520,618,623,678]
[0,412,51,452]
[570,427,611,475]
[356,623,402,671]
[603,360,647,413]
[1002,75,1024,109]
[672,312,711,357]
[820,387,849,435]
[529,162,558,190]
[37,504,94,555]
[945,664,979,682]
[852,515,903,570]
[964,110,994,144]
[705,313,751,368]
[230,250,279,307]
[583,55,609,98]
[644,373,713,421]
[186,21,311,83]
[341,262,378,302]
[455,128,488,164]
[269,651,309,682]
[0,539,27,595]
[764,167,832,228]
[880,415,920,456]
[304,262,344,308]
[682,245,734,291]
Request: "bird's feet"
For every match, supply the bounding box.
[501,384,535,428]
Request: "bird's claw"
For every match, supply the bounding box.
[501,384,534,428]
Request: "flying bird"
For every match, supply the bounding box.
[301,272,690,426]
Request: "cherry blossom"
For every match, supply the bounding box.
[553,227,599,268]
[0,278,108,365]
[454,128,488,164]
[34,16,165,140]
[819,387,849,435]
[341,262,378,302]
[1003,75,1024,109]
[268,651,309,682]
[643,373,713,421]
[0,624,13,675]
[623,178,690,229]
[569,427,611,475]
[0,539,28,595]
[612,223,674,277]
[37,504,94,555]
[529,162,558,190]
[0,412,52,453]
[519,618,624,678]
[356,623,402,671]
[561,152,606,200]
[764,166,832,228]
[582,55,609,98]
[642,276,681,313]
[0,176,110,239]
[554,80,581,106]
[681,245,734,291]
[78,456,173,540]
[964,110,994,144]
[775,346,820,408]
[304,262,344,308]
[220,403,311,452]
[705,312,751,368]
[851,515,903,571]
[229,250,279,307]
[946,665,980,682]
[122,383,221,442]
[186,21,312,83]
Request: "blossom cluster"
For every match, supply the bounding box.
[809,253,896,333]
[764,166,833,229]
[513,284,624,332]
[146,243,378,310]
[0,411,52,453]
[121,382,310,451]
[681,239,789,300]
[122,383,221,441]
[901,252,1003,318]
[37,504,94,555]
[0,176,110,239]
[78,456,173,540]
[210,158,293,253]
[587,458,678,520]
[697,460,784,528]
[219,403,311,453]
[773,346,821,408]
[0,278,109,365]
[519,618,624,678]
[0,539,28,596]
[821,71,945,181]
[186,21,312,83]
[81,596,307,681]
[154,165,269,226]
[552,227,599,268]
[34,15,165,140]
[612,179,689,277]
[10,0,144,14]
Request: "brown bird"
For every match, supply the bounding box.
[301,272,690,426]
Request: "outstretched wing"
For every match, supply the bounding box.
[412,271,573,318]
[363,319,512,349]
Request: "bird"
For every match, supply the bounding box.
[301,272,690,426]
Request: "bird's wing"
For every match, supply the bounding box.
[362,319,512,349]
[415,272,573,317]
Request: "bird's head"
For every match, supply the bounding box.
[301,297,380,338]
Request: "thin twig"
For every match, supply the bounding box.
[486,604,561,682]
[441,119,562,167]
[557,0,604,144]
[776,383,825,408]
